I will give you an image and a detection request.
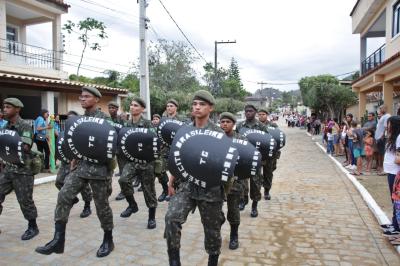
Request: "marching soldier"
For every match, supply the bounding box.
[54,110,93,218]
[165,90,225,266]
[236,104,268,217]
[152,114,161,127]
[219,112,245,250]
[36,87,115,257]
[258,109,280,200]
[157,99,181,202]
[0,98,41,240]
[118,97,158,229]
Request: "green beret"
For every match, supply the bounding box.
[258,109,269,114]
[167,99,179,107]
[132,97,146,108]
[244,104,257,112]
[152,114,161,119]
[219,112,236,123]
[108,101,119,108]
[82,86,102,98]
[193,90,215,105]
[3,97,24,108]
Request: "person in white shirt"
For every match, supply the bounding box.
[376,105,391,175]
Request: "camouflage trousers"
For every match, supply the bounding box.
[262,158,277,193]
[164,188,225,255]
[241,174,262,202]
[119,162,157,208]
[117,155,127,176]
[227,191,241,225]
[54,170,113,230]
[0,172,37,220]
[55,164,93,202]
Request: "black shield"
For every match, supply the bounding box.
[157,118,184,146]
[168,125,239,189]
[267,127,286,150]
[0,129,24,165]
[64,116,118,163]
[232,138,262,179]
[118,127,160,163]
[55,132,74,164]
[239,128,277,160]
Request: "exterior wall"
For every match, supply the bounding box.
[353,0,377,33]
[385,0,400,58]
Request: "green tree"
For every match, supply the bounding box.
[63,18,108,76]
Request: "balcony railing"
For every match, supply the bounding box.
[0,39,58,69]
[361,44,385,75]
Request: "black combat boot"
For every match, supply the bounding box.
[120,195,139,218]
[250,200,258,218]
[229,224,239,250]
[133,178,140,187]
[137,184,143,192]
[168,249,181,266]
[264,190,271,200]
[147,207,156,229]
[80,201,92,218]
[208,254,219,266]
[158,182,168,202]
[21,219,39,240]
[115,191,125,201]
[35,221,66,255]
[96,230,114,257]
[238,199,245,211]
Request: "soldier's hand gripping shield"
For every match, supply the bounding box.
[0,129,24,165]
[64,116,118,163]
[168,125,239,189]
[157,118,184,146]
[117,127,161,163]
[239,128,277,161]
[232,138,262,180]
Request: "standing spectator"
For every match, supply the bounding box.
[343,114,354,168]
[315,118,321,135]
[383,116,400,237]
[326,128,334,155]
[34,109,51,171]
[54,115,61,138]
[351,121,365,176]
[364,129,375,175]
[332,118,341,156]
[362,112,377,132]
[376,105,391,176]
[0,110,7,128]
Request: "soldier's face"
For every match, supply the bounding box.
[3,104,18,119]
[192,100,213,119]
[79,91,98,109]
[166,103,177,116]
[108,106,118,116]
[130,101,144,116]
[220,119,234,133]
[258,112,268,122]
[245,108,256,120]
[152,117,160,126]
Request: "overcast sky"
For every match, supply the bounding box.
[27,0,384,92]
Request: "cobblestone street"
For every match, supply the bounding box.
[1,126,400,265]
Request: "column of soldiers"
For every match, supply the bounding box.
[0,88,281,265]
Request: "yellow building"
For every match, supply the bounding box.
[351,0,400,118]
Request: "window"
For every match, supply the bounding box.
[393,1,400,37]
[6,26,17,41]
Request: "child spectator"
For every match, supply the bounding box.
[364,129,375,175]
[351,121,364,176]
[326,128,334,155]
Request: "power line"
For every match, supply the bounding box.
[156,0,208,64]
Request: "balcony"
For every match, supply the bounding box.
[361,44,385,74]
[0,39,60,70]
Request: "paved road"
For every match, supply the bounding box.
[0,126,399,265]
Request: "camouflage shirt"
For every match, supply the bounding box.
[110,115,125,126]
[75,108,112,180]
[4,116,35,175]
[180,120,225,202]
[236,118,268,133]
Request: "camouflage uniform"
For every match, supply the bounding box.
[118,116,157,208]
[261,121,280,195]
[111,115,127,175]
[236,119,268,202]
[164,120,226,255]
[54,108,114,231]
[0,117,38,221]
[55,162,93,203]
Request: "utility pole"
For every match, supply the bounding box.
[257,81,269,109]
[213,40,236,94]
[139,0,150,119]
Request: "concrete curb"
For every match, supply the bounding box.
[34,175,56,186]
[306,132,400,253]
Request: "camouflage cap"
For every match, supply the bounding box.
[219,112,236,123]
[258,108,269,114]
[108,101,119,108]
[152,114,161,119]
[132,97,146,108]
[244,104,257,112]
[193,90,215,105]
[82,86,102,98]
[167,99,179,107]
[3,97,24,108]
